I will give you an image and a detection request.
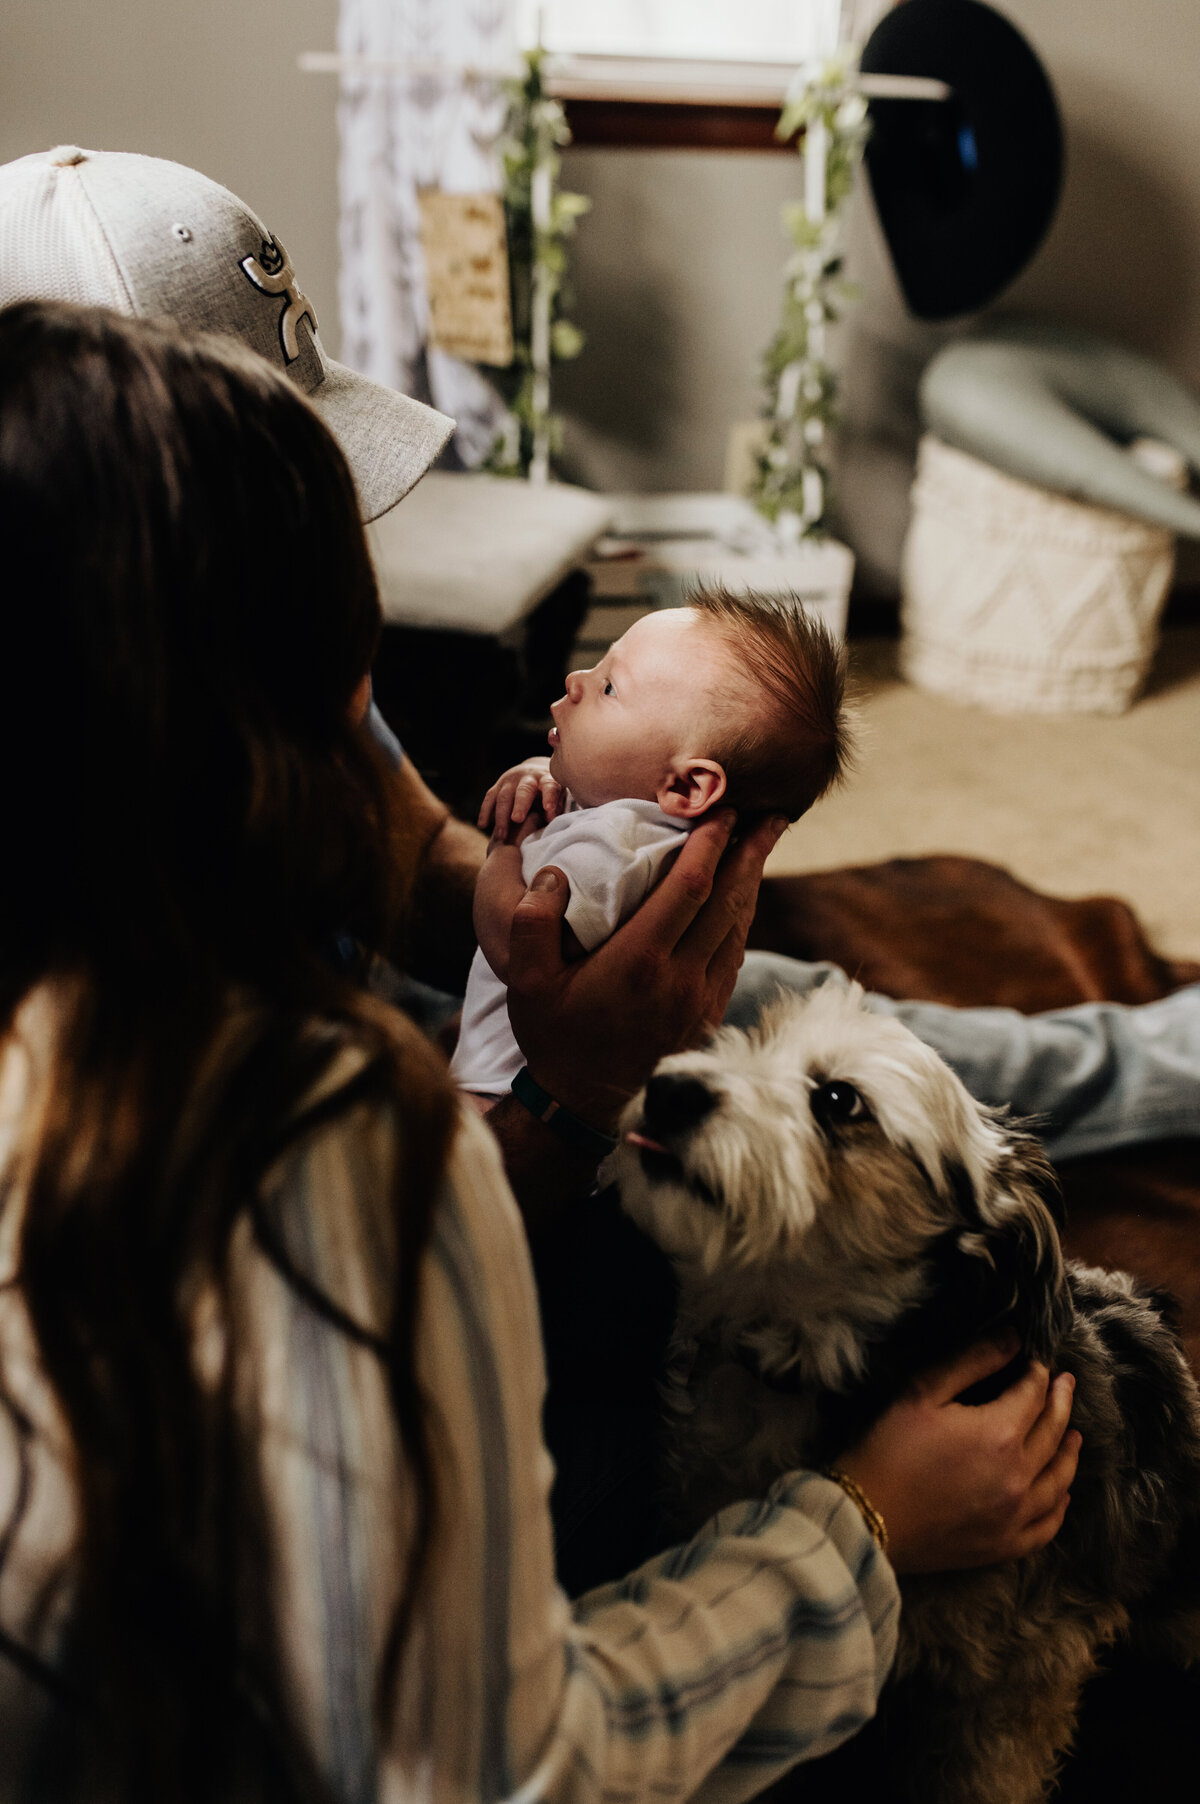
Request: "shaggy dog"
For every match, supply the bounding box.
[609,983,1200,1804]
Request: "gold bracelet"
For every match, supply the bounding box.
[827,1468,889,1554]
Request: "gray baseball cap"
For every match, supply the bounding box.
[0,145,455,522]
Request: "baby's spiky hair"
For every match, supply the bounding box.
[688,585,853,821]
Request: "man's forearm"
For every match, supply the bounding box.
[406,811,487,991]
[485,1094,603,1240]
[387,753,486,991]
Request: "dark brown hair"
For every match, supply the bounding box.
[688,584,853,820]
[0,302,454,1799]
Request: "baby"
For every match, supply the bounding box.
[449,585,851,1102]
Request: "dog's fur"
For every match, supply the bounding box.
[609,983,1200,1804]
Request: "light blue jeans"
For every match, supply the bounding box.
[728,953,1200,1163]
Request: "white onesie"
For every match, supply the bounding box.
[449,797,688,1097]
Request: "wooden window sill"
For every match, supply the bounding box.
[558,95,792,153]
[546,56,796,153]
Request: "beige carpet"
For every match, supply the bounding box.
[767,624,1200,965]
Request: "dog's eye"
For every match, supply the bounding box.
[811,1080,868,1130]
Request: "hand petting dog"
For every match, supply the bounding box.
[840,1338,1080,1573]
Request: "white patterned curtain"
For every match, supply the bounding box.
[337,0,516,465]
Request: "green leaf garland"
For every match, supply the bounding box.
[749,48,870,539]
[483,46,591,480]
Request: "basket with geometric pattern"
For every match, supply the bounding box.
[900,436,1177,714]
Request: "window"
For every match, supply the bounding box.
[516,1,844,67]
[515,2,886,149]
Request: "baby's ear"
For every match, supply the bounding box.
[658,759,727,819]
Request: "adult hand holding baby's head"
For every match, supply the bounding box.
[505,810,787,1131]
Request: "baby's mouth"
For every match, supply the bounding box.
[547,725,560,748]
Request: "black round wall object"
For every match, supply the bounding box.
[859,0,1064,320]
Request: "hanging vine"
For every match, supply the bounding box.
[748,48,870,540]
[483,46,591,481]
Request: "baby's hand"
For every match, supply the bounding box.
[478,757,565,842]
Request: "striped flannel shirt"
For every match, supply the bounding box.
[0,999,899,1802]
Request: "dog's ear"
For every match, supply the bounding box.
[947,1125,1065,1230]
[815,1134,1068,1457]
[941,1130,1070,1363]
[1142,1284,1184,1334]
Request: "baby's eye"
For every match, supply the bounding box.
[603,680,615,696]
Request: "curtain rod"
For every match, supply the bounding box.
[297,53,951,103]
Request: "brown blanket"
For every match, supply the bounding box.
[752,856,1200,1803]
[751,853,1198,1013]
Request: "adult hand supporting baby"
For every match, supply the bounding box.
[484,810,782,1234]
[838,1339,1081,1573]
[504,809,787,1135]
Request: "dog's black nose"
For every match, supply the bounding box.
[643,1074,717,1137]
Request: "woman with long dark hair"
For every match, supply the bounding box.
[0,298,456,1799]
[0,300,1077,1804]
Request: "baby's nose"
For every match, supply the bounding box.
[564,668,586,701]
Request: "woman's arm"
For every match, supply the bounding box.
[248,1090,1075,1804]
[415,1113,902,1804]
[444,1121,1076,1804]
[246,1092,895,1803]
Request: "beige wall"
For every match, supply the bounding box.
[5,1,1199,585]
[0,0,344,343]
[556,0,1200,589]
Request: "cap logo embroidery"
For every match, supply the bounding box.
[239,236,318,363]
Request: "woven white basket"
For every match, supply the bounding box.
[900,436,1178,714]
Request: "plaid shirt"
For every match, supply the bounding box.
[0,1005,899,1802]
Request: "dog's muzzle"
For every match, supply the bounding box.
[626,1073,720,1198]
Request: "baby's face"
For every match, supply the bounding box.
[548,609,731,808]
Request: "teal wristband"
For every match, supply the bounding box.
[510,1067,618,1162]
